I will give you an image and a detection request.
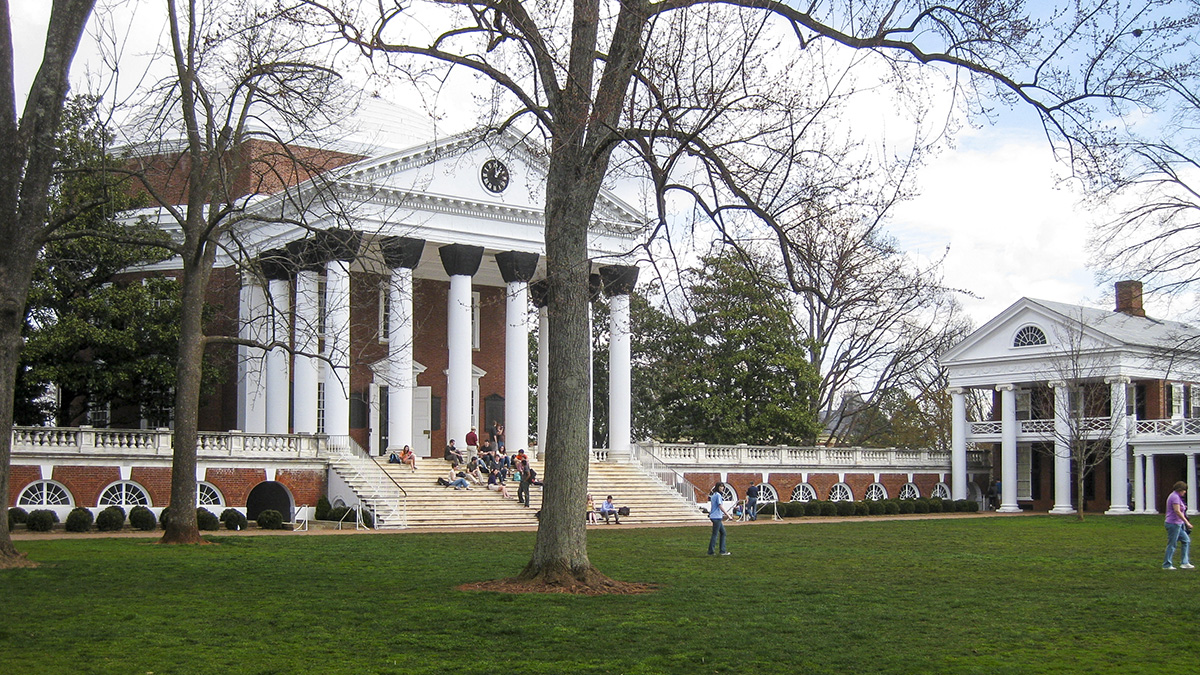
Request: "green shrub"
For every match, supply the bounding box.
[898,500,915,514]
[756,502,777,516]
[361,509,375,528]
[962,499,981,513]
[786,501,806,518]
[159,507,171,530]
[835,500,856,516]
[26,509,58,532]
[196,508,220,531]
[96,506,126,531]
[913,499,930,514]
[929,497,946,513]
[804,500,822,516]
[8,506,28,529]
[129,506,157,531]
[327,505,351,522]
[315,497,332,521]
[868,500,885,516]
[883,500,900,515]
[818,501,837,516]
[854,501,869,516]
[256,509,285,530]
[65,507,94,532]
[220,508,248,530]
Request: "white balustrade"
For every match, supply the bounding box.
[12,427,321,460]
[642,442,990,471]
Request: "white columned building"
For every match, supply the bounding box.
[600,265,639,459]
[940,283,1200,515]
[950,387,967,499]
[264,276,291,435]
[440,244,484,452]
[323,258,352,437]
[532,281,550,457]
[496,251,539,455]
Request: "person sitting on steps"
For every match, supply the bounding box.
[599,495,620,524]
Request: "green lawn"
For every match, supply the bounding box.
[1,516,1196,674]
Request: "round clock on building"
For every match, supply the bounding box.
[481,158,510,193]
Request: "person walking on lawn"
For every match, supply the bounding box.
[708,487,733,555]
[1164,481,1194,570]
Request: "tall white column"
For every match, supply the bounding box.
[1146,453,1159,514]
[238,276,268,433]
[1188,453,1198,515]
[950,387,967,500]
[998,384,1021,512]
[1050,382,1075,514]
[446,273,473,450]
[1106,378,1131,514]
[293,270,321,434]
[587,301,594,454]
[608,292,632,458]
[264,278,291,434]
[388,267,414,452]
[504,281,530,453]
[538,305,549,455]
[1133,453,1145,513]
[324,260,351,437]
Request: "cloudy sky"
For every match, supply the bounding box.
[8,1,1125,328]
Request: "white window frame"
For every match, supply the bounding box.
[18,480,74,507]
[829,483,853,502]
[197,482,224,507]
[1017,445,1033,500]
[791,483,817,502]
[1016,390,1032,421]
[98,481,151,507]
[1172,383,1185,419]
[932,483,952,500]
[899,483,920,500]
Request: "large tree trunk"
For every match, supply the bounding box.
[159,246,215,544]
[0,0,98,566]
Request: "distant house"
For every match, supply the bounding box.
[940,281,1200,514]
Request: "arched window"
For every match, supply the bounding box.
[756,484,779,503]
[197,482,224,507]
[932,483,952,500]
[829,483,853,502]
[98,481,150,507]
[18,480,73,507]
[1013,325,1047,347]
[865,483,888,501]
[791,483,818,502]
[899,483,920,500]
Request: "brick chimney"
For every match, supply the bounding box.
[1115,280,1146,317]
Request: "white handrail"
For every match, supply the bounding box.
[293,504,309,531]
[322,435,407,529]
[629,442,703,508]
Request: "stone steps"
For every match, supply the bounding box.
[368,456,706,528]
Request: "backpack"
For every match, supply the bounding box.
[436,477,450,487]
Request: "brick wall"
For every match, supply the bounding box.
[205,468,268,506]
[52,466,122,508]
[8,465,43,506]
[128,467,173,507]
[275,469,326,507]
[807,473,838,500]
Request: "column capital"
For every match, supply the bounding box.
[495,251,540,283]
[285,229,360,272]
[589,273,604,303]
[948,387,967,396]
[439,243,484,277]
[1105,375,1132,385]
[380,236,425,270]
[258,248,293,281]
[599,264,640,297]
[995,383,1017,392]
[1048,380,1068,389]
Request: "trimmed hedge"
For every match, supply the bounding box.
[835,500,855,516]
[956,499,980,513]
[256,509,285,530]
[220,508,249,531]
[868,500,885,516]
[327,505,351,523]
[26,509,59,532]
[315,497,331,521]
[854,501,869,516]
[129,506,157,531]
[804,501,821,516]
[65,507,94,532]
[96,506,126,532]
[898,500,915,514]
[196,508,220,531]
[818,501,837,516]
[884,500,900,515]
[786,502,806,518]
[929,498,946,513]
[8,506,28,529]
[914,499,930,514]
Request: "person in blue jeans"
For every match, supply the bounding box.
[1164,481,1194,570]
[707,487,733,555]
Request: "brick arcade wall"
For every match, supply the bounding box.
[8,465,43,506]
[682,472,722,502]
[52,466,122,508]
[275,469,326,507]
[206,468,268,506]
[130,467,173,507]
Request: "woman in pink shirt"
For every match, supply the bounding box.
[1164,481,1194,570]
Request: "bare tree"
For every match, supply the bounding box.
[0,0,97,567]
[299,0,1194,590]
[1045,312,1123,520]
[116,0,356,544]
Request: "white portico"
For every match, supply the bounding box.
[940,282,1200,514]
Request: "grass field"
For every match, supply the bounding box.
[2,515,1197,674]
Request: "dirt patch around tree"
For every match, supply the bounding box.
[0,552,40,570]
[458,576,656,596]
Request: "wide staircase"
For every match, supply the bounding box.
[372,455,707,529]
